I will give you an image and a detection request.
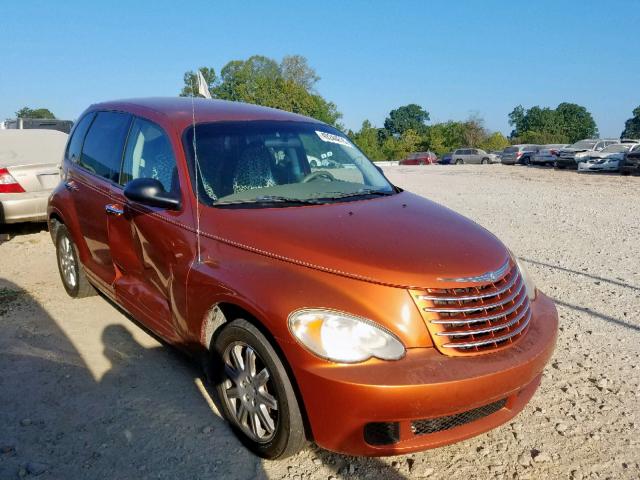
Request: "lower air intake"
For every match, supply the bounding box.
[411,398,507,436]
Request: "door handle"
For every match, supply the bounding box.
[64,181,79,192]
[105,204,124,216]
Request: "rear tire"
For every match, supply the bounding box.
[211,319,307,459]
[55,224,96,298]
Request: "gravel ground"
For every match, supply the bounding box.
[0,165,638,479]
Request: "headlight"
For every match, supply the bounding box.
[514,257,537,300]
[288,309,406,363]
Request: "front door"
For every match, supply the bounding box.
[107,117,187,340]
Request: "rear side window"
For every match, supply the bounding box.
[80,112,131,183]
[65,113,95,163]
[121,118,179,194]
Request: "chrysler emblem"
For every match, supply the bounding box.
[438,260,510,283]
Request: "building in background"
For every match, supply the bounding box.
[4,118,73,134]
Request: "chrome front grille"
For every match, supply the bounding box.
[411,262,531,356]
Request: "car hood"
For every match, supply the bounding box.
[207,191,510,289]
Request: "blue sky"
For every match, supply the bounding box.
[1,0,638,137]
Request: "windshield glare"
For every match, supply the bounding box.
[570,140,597,149]
[184,121,393,206]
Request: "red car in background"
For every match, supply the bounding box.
[399,151,437,165]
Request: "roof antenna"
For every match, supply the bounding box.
[191,70,212,264]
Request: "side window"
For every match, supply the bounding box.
[121,118,179,193]
[65,113,95,163]
[80,112,131,183]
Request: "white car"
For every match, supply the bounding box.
[577,143,640,172]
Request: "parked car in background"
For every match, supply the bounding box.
[47,97,557,459]
[451,148,497,164]
[620,147,640,176]
[501,145,538,165]
[554,139,619,169]
[531,144,568,166]
[490,150,504,162]
[400,151,437,165]
[0,129,67,223]
[438,152,453,165]
[577,143,640,173]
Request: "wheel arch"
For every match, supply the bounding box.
[201,300,314,441]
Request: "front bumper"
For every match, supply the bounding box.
[578,161,617,172]
[290,293,558,456]
[0,191,50,224]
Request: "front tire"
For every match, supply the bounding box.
[455,159,463,165]
[212,319,307,459]
[55,224,96,298]
[481,158,488,164]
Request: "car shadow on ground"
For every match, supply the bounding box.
[0,277,264,479]
[0,277,411,479]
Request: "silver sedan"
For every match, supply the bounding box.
[0,129,67,223]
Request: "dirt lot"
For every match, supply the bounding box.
[1,165,639,479]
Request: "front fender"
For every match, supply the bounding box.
[185,239,433,356]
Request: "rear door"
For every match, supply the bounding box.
[67,111,132,289]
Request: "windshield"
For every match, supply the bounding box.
[503,147,518,153]
[600,144,629,153]
[183,121,394,206]
[569,140,597,149]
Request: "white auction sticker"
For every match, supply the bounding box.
[315,131,353,148]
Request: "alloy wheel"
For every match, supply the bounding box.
[58,236,77,289]
[221,341,279,443]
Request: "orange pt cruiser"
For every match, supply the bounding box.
[48,98,557,459]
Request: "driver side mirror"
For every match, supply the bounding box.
[124,178,180,210]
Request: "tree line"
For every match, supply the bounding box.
[12,54,640,159]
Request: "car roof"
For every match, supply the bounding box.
[86,97,324,132]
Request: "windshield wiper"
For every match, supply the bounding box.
[215,195,325,206]
[315,189,395,200]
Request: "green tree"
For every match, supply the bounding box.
[180,55,342,126]
[508,103,597,143]
[508,105,525,137]
[384,104,430,136]
[555,102,598,142]
[423,121,467,153]
[15,107,56,119]
[512,130,568,145]
[479,132,510,152]
[351,120,384,160]
[621,106,640,139]
[180,67,217,98]
[382,129,421,160]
